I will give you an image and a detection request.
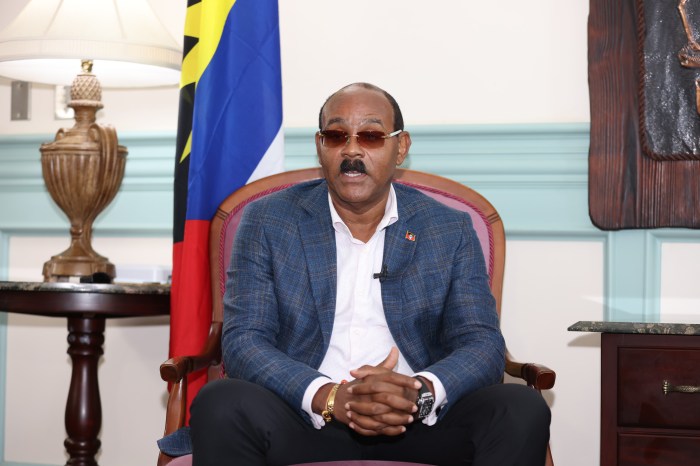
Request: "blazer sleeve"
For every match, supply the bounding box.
[220,200,326,422]
[397,210,505,415]
[438,213,504,407]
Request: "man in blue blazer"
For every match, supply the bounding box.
[190,83,550,465]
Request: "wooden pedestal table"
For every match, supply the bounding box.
[0,281,170,466]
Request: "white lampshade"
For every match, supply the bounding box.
[0,0,182,88]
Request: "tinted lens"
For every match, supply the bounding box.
[320,130,390,149]
[320,130,348,147]
[356,131,388,149]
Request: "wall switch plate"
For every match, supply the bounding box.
[10,81,30,121]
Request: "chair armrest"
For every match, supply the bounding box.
[505,351,556,390]
[159,321,223,440]
[160,322,223,383]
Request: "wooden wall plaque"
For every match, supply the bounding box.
[589,0,700,229]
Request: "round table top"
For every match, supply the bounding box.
[0,280,170,318]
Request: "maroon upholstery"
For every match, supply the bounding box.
[167,456,191,466]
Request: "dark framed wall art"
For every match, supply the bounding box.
[589,0,700,229]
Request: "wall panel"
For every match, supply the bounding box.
[661,237,700,324]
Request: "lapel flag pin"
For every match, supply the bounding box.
[405,231,416,241]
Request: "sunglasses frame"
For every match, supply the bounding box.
[317,129,403,149]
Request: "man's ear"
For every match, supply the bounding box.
[396,131,412,165]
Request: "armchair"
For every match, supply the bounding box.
[158,168,555,466]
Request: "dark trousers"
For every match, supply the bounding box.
[190,379,550,466]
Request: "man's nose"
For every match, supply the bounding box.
[342,134,363,156]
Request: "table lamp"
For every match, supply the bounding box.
[0,0,181,282]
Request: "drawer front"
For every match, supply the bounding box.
[618,347,700,428]
[618,433,700,466]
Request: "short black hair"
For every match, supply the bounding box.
[318,82,404,132]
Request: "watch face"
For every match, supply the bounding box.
[416,392,434,419]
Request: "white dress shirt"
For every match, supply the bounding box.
[301,185,446,428]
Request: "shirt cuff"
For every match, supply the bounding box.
[302,376,332,429]
[414,371,447,426]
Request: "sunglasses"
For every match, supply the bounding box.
[318,129,403,149]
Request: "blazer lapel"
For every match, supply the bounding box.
[381,187,419,331]
[298,182,337,347]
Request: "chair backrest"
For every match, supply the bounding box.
[209,168,505,327]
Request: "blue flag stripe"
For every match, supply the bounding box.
[187,0,283,221]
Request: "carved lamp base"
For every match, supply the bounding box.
[43,253,115,283]
[40,60,127,283]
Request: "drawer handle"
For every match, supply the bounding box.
[663,380,700,395]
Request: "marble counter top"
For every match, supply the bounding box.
[0,280,170,318]
[0,280,170,295]
[568,320,700,336]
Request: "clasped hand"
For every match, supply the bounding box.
[333,347,421,436]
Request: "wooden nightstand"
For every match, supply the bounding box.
[569,322,700,466]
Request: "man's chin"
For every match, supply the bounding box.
[333,185,391,207]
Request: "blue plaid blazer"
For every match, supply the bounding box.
[221,179,505,423]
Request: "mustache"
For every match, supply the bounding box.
[340,159,367,174]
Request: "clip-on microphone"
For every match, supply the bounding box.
[373,264,388,282]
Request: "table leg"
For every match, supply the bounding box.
[64,317,105,466]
